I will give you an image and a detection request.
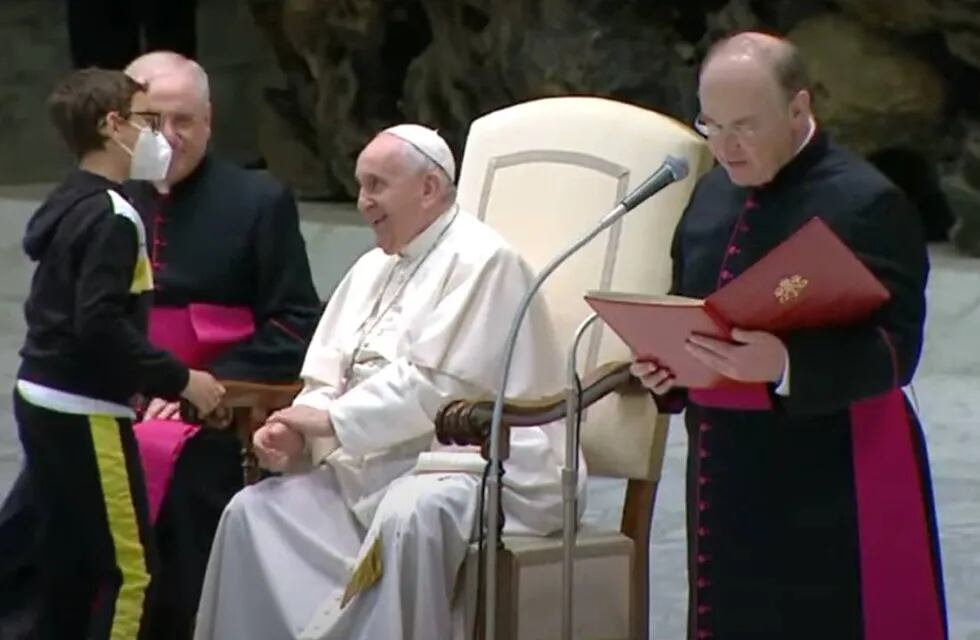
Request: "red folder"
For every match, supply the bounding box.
[584,217,891,389]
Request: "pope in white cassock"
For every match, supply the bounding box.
[193,124,583,639]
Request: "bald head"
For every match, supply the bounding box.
[125,51,212,186]
[125,51,210,103]
[697,31,815,187]
[701,32,810,102]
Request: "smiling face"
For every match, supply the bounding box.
[697,50,812,186]
[354,133,449,254]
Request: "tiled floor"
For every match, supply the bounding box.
[0,188,977,638]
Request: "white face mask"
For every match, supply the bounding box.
[117,122,173,182]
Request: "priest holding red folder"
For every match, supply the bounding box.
[630,32,947,639]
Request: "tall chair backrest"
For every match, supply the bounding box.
[456,96,713,483]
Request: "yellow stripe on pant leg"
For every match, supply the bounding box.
[89,414,151,640]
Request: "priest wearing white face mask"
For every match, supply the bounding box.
[193,124,580,640]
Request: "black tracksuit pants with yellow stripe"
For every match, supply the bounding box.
[14,392,158,639]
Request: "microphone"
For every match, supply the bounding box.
[620,154,690,211]
[478,153,691,640]
[595,155,690,228]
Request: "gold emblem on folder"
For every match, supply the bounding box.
[775,275,809,304]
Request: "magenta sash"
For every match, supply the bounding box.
[850,390,945,639]
[689,384,772,411]
[135,304,255,523]
[147,303,255,369]
[134,419,202,522]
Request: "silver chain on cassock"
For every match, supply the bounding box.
[340,205,460,392]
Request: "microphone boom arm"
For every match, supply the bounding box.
[479,154,688,639]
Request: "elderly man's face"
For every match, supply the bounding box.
[144,70,211,186]
[355,135,445,255]
[697,58,810,187]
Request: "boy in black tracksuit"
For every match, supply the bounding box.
[14,68,224,639]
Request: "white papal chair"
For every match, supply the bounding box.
[436,96,714,640]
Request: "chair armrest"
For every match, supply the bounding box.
[180,380,303,484]
[216,380,304,411]
[180,380,304,426]
[435,361,642,448]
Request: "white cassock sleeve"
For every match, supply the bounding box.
[326,361,476,457]
[287,267,351,462]
[291,309,343,411]
[304,244,562,460]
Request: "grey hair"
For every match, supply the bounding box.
[124,51,210,104]
[184,59,210,103]
[395,139,457,203]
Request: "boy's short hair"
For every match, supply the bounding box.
[47,68,146,159]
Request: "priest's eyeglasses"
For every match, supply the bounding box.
[694,116,760,142]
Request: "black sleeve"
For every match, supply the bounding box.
[74,214,189,399]
[773,188,928,416]
[208,185,322,382]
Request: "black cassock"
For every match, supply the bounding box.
[129,154,321,637]
[661,131,947,640]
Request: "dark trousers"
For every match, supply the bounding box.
[0,469,39,638]
[0,420,243,640]
[13,392,158,640]
[0,470,37,607]
[65,0,198,69]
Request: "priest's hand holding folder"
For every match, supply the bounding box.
[631,329,789,394]
[598,217,892,394]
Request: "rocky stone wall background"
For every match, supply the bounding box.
[1,0,978,255]
[0,0,277,184]
[248,0,980,256]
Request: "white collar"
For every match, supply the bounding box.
[793,116,817,157]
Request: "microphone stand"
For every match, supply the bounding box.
[561,312,600,639]
[481,155,688,639]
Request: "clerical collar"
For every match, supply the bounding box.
[398,203,458,260]
[795,116,817,157]
[758,116,828,191]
